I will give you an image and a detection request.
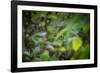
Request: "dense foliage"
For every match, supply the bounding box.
[22,10,90,62]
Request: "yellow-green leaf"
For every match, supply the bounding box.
[58,47,66,52]
[72,37,82,51]
[39,21,45,27]
[52,41,62,47]
[56,28,67,39]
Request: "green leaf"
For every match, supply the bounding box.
[40,50,49,61]
[46,44,55,51]
[78,44,90,59]
[47,26,54,33]
[49,55,58,61]
[48,15,57,20]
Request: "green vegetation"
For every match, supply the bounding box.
[22,10,90,62]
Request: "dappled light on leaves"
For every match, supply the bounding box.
[22,11,90,62]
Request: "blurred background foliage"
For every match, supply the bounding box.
[22,10,90,62]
